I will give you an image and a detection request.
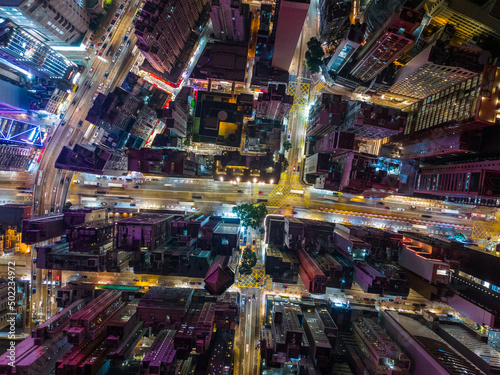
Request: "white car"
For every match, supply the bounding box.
[396,208,405,212]
[98,83,103,90]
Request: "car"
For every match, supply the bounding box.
[425,207,432,211]
[84,80,89,87]
[71,99,76,106]
[99,50,103,56]
[84,56,91,60]
[237,190,243,193]
[102,43,108,49]
[377,201,385,205]
[77,120,83,127]
[123,35,128,42]
[457,215,466,219]
[104,72,109,79]
[61,120,66,126]
[98,83,103,90]
[248,296,252,303]
[97,42,103,47]
[385,206,391,209]
[111,19,116,25]
[396,208,405,211]
[101,202,108,206]
[126,40,130,47]
[287,134,291,141]
[410,205,417,209]
[133,278,140,282]
[89,66,95,73]
[157,280,165,285]
[101,36,106,42]
[119,3,124,8]
[421,214,432,218]
[258,191,263,194]
[107,26,112,32]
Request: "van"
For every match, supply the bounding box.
[74,180,81,184]
[164,184,173,187]
[157,280,165,285]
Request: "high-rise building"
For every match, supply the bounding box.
[398,65,500,159]
[350,8,422,82]
[210,0,248,42]
[0,18,75,79]
[255,84,293,123]
[389,43,486,99]
[318,0,352,43]
[0,0,90,47]
[340,101,406,140]
[306,93,347,138]
[415,159,500,206]
[271,0,310,72]
[428,0,500,43]
[326,22,366,74]
[134,0,210,84]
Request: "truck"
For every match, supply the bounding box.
[83,181,100,186]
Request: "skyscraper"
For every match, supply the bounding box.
[211,0,248,43]
[0,0,90,47]
[0,18,75,79]
[389,43,486,99]
[350,8,422,82]
[318,0,352,44]
[134,0,210,83]
[271,0,310,72]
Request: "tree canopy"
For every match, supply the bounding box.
[239,246,257,275]
[305,37,324,74]
[232,203,268,229]
[282,140,292,152]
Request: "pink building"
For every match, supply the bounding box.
[211,0,248,42]
[271,0,310,72]
[398,236,450,284]
[350,8,422,82]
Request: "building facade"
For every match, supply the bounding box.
[271,0,310,72]
[210,0,247,42]
[0,0,90,47]
[350,8,422,82]
[0,18,76,79]
[389,43,486,99]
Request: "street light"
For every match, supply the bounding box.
[253,178,257,183]
[220,177,224,182]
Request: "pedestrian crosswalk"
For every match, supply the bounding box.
[238,268,265,288]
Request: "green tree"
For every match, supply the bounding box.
[183,138,191,147]
[103,0,112,10]
[232,203,268,229]
[282,158,289,171]
[63,202,72,212]
[282,140,292,152]
[239,246,257,275]
[305,37,324,74]
[89,14,105,32]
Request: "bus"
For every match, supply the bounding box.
[468,213,486,219]
[107,182,125,188]
[441,208,460,215]
[290,189,304,195]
